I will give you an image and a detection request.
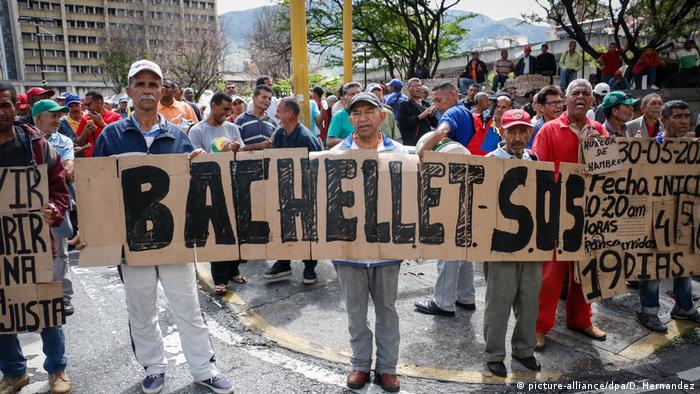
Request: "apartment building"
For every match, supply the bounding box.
[0,0,218,94]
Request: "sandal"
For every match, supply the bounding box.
[214,284,227,295]
[231,274,248,284]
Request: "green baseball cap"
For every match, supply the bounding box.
[31,99,69,117]
[601,91,638,110]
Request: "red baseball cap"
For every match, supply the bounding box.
[501,109,532,129]
[524,45,532,52]
[16,93,28,110]
[26,87,54,101]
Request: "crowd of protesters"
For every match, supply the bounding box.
[1,33,699,394]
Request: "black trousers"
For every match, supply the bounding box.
[211,260,243,285]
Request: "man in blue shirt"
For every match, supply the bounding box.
[264,97,324,284]
[33,99,77,316]
[235,84,278,151]
[414,81,477,318]
[83,59,235,394]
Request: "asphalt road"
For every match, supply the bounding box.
[11,253,700,393]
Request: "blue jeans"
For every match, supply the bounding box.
[559,69,577,89]
[0,327,68,376]
[458,78,475,95]
[639,277,693,315]
[491,75,507,91]
[634,67,657,89]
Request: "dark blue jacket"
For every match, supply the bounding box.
[93,114,193,157]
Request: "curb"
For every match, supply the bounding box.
[194,263,697,384]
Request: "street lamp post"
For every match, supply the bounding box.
[18,16,54,86]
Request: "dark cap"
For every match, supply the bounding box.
[348,92,382,112]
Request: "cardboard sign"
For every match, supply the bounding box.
[0,165,54,285]
[0,283,65,333]
[1,165,65,333]
[75,151,588,265]
[581,137,622,174]
[579,138,700,302]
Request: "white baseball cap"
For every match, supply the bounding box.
[593,82,610,96]
[128,59,163,80]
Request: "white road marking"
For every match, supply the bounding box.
[207,317,415,393]
[677,365,700,381]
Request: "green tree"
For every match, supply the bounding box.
[525,0,700,72]
[278,0,472,79]
[101,34,148,94]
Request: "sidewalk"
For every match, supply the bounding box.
[195,259,700,384]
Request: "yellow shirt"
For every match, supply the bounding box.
[65,115,81,133]
[157,100,197,126]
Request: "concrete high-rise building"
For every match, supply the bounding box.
[1,0,218,95]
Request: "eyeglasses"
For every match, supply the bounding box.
[545,100,564,106]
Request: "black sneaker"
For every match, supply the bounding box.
[63,300,74,316]
[670,306,700,324]
[263,261,292,281]
[142,373,165,394]
[486,361,507,377]
[196,375,234,394]
[302,268,317,285]
[513,356,541,371]
[636,312,667,333]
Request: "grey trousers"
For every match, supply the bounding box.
[52,237,74,301]
[483,261,542,363]
[335,264,401,374]
[433,260,475,311]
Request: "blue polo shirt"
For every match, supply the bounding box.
[272,123,323,152]
[234,111,278,145]
[439,105,475,147]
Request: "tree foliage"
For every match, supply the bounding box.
[525,0,700,69]
[169,28,228,101]
[101,33,148,94]
[245,6,292,80]
[275,0,472,80]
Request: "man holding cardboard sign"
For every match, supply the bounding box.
[0,83,71,394]
[483,109,543,377]
[637,100,700,333]
[83,60,235,394]
[331,92,405,392]
[532,79,608,349]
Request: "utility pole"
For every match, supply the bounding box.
[289,0,311,128]
[18,16,54,87]
[343,0,352,83]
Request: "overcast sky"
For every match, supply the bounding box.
[217,0,546,21]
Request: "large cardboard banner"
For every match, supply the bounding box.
[578,138,700,302]
[1,165,65,333]
[74,150,588,265]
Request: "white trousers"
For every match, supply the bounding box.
[120,262,218,381]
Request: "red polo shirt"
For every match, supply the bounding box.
[532,111,606,166]
[76,110,122,157]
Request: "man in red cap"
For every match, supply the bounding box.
[515,45,539,76]
[15,93,30,117]
[483,108,542,378]
[17,87,54,125]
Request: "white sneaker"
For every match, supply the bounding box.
[650,84,659,90]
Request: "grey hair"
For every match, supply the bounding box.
[407,77,421,87]
[565,79,592,96]
[421,85,431,97]
[640,93,662,108]
[474,92,490,103]
[183,87,194,94]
